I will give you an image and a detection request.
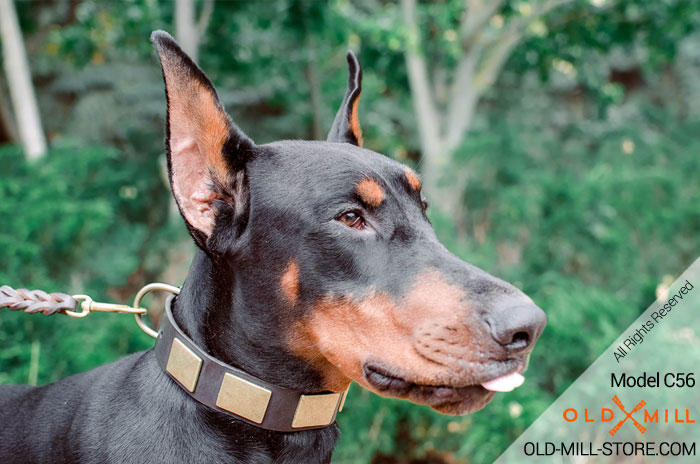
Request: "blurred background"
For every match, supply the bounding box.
[1,0,700,463]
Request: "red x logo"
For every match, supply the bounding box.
[609,395,646,436]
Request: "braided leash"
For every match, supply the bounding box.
[0,283,179,338]
[0,285,77,315]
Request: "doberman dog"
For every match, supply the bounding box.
[0,31,546,463]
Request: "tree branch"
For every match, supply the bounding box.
[305,34,323,140]
[533,0,575,17]
[486,0,574,45]
[446,0,575,150]
[443,0,505,152]
[443,47,480,152]
[460,0,505,50]
[474,25,521,92]
[197,0,214,36]
[476,0,574,90]
[401,0,442,158]
[175,0,198,61]
[0,0,46,159]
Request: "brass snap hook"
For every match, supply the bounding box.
[68,295,147,318]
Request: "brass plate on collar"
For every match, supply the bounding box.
[166,338,202,392]
[216,373,272,424]
[291,392,342,428]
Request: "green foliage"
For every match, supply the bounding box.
[0,142,174,385]
[510,0,700,108]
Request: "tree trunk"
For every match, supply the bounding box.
[401,0,443,198]
[305,35,324,140]
[175,0,199,63]
[0,0,47,160]
[171,0,213,217]
[175,0,213,65]
[401,0,573,215]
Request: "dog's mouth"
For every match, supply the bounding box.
[362,359,526,415]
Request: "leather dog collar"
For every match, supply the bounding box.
[154,296,347,432]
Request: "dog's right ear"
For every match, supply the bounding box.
[151,30,253,252]
[327,51,363,147]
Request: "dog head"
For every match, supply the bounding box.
[152,31,546,415]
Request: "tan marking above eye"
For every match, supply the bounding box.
[405,167,422,191]
[281,260,300,305]
[356,178,384,207]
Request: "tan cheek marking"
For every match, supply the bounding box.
[349,96,363,147]
[356,178,384,207]
[307,294,400,385]
[281,260,300,306]
[293,271,476,393]
[405,167,422,191]
[287,319,353,392]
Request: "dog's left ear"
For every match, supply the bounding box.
[151,30,253,252]
[327,51,363,147]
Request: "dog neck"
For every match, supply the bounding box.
[163,249,340,461]
[173,249,332,391]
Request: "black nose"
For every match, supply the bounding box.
[487,303,547,354]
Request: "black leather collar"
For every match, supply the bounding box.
[154,295,347,432]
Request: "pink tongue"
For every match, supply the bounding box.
[481,372,525,392]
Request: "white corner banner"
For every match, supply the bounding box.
[495,258,700,463]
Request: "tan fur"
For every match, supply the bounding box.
[287,270,483,393]
[355,178,384,207]
[349,96,363,147]
[404,167,422,191]
[161,53,230,183]
[286,323,353,392]
[281,260,300,306]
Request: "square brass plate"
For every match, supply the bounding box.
[291,392,342,428]
[165,338,203,392]
[216,373,272,424]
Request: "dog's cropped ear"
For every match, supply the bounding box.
[327,51,363,147]
[151,30,253,252]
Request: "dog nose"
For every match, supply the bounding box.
[487,303,547,354]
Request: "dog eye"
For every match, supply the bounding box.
[338,211,365,230]
[421,199,429,212]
